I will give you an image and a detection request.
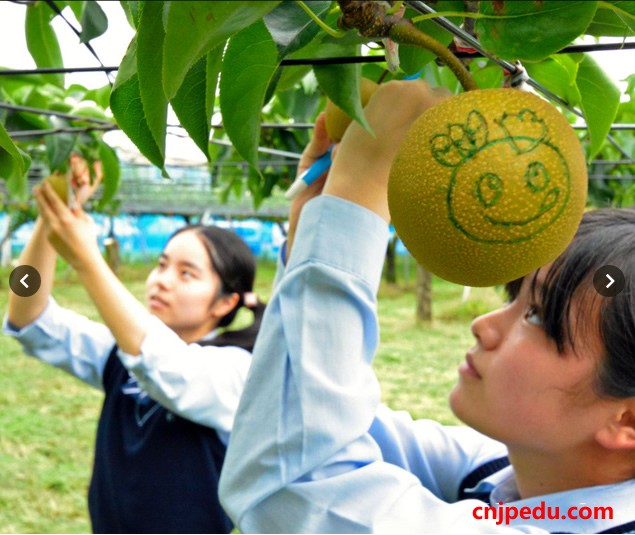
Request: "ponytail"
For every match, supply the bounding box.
[199,299,266,352]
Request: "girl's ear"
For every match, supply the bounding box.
[595,405,635,451]
[210,292,240,320]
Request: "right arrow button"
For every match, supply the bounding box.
[593,265,625,297]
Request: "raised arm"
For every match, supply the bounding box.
[34,181,149,356]
[8,155,102,328]
[219,81,494,533]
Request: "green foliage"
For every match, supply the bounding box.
[575,54,621,159]
[475,1,599,61]
[1,0,634,208]
[399,0,464,75]
[219,20,280,167]
[162,2,281,99]
[79,1,108,43]
[24,1,64,88]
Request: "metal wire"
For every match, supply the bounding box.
[0,102,113,125]
[43,0,114,87]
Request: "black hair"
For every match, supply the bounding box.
[505,207,635,398]
[168,224,266,352]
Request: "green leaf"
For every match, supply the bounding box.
[276,65,312,92]
[587,1,635,36]
[163,1,281,99]
[525,55,582,107]
[97,142,121,208]
[68,2,85,24]
[575,53,621,159]
[137,1,167,158]
[110,37,166,174]
[399,1,464,75]
[79,1,109,43]
[25,2,64,87]
[46,119,77,172]
[469,60,504,90]
[84,84,112,109]
[264,1,331,59]
[219,20,279,167]
[314,54,373,135]
[0,121,29,199]
[171,45,223,160]
[476,1,598,61]
[120,1,141,29]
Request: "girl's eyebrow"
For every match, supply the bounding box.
[159,253,203,273]
[179,260,203,272]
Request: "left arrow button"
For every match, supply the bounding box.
[9,265,41,297]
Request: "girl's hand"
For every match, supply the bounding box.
[70,153,103,205]
[324,80,450,221]
[35,181,102,272]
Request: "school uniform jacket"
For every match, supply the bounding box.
[4,300,250,533]
[219,195,635,534]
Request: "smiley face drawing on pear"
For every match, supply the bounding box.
[431,107,571,244]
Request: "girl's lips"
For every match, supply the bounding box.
[148,296,169,310]
[459,351,482,379]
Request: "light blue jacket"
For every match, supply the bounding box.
[219,195,635,533]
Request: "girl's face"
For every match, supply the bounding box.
[145,230,232,343]
[449,266,615,454]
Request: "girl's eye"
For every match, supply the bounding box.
[525,305,544,326]
[181,270,193,279]
[157,260,167,270]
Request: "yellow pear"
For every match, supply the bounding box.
[44,172,71,205]
[388,88,587,287]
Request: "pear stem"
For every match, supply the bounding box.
[337,1,478,92]
[389,20,478,92]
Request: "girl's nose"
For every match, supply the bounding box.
[470,307,507,350]
[154,268,175,289]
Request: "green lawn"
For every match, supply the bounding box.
[0,260,504,533]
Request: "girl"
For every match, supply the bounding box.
[5,156,265,533]
[219,81,635,533]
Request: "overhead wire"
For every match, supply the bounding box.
[42,0,114,87]
[0,101,113,125]
[3,1,634,168]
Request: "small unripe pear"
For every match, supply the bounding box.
[325,78,379,142]
[44,173,70,205]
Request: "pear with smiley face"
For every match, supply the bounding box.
[388,88,587,287]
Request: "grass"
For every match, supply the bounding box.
[0,259,505,533]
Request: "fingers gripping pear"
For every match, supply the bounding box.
[388,88,587,287]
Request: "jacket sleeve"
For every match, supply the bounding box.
[3,297,115,390]
[118,317,251,444]
[218,195,533,533]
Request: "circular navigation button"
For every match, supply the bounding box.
[593,265,625,298]
[9,265,41,298]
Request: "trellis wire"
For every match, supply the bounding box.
[0,101,113,125]
[42,0,114,86]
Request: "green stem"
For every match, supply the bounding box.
[386,1,405,15]
[298,1,347,39]
[389,20,478,92]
